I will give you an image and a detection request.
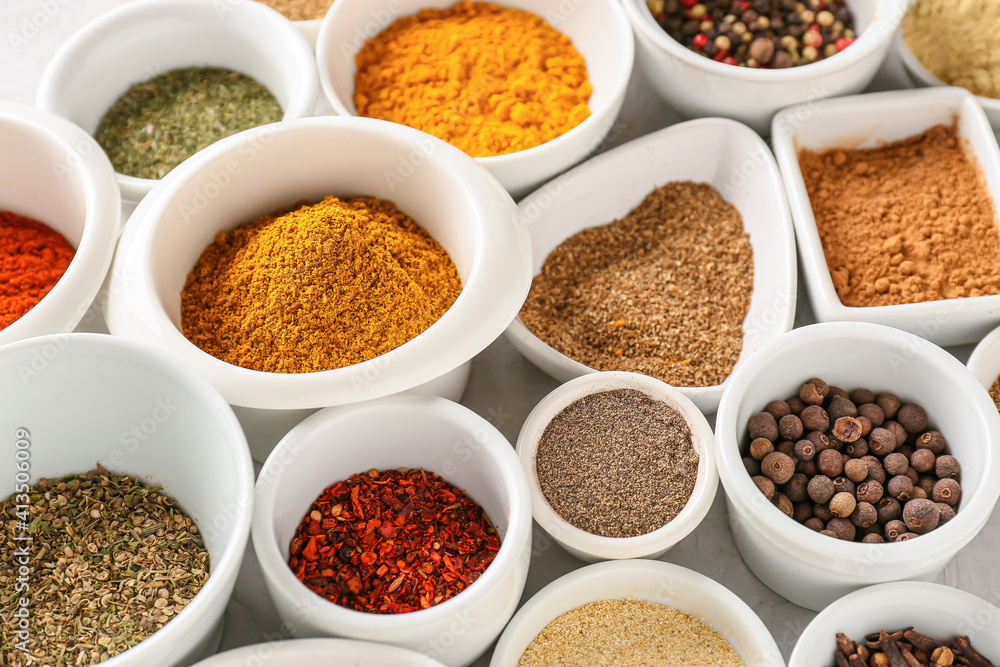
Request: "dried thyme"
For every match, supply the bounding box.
[0,464,209,666]
[94,66,283,180]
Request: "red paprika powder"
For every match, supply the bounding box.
[288,467,501,614]
[0,211,76,330]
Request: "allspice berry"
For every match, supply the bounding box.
[876,393,901,419]
[784,472,809,503]
[813,503,833,522]
[786,396,806,415]
[749,437,774,461]
[743,457,761,476]
[935,454,961,479]
[916,430,945,454]
[857,402,884,427]
[800,405,829,432]
[827,395,857,420]
[749,36,775,64]
[932,478,962,507]
[829,491,856,518]
[804,517,825,532]
[884,420,908,446]
[832,416,863,443]
[897,403,928,434]
[856,480,883,504]
[761,451,795,484]
[850,388,875,405]
[753,475,776,500]
[937,503,957,524]
[772,491,794,517]
[832,476,855,496]
[868,428,896,456]
[807,475,835,504]
[844,458,868,483]
[764,399,791,420]
[778,414,804,441]
[844,438,868,458]
[805,430,830,451]
[862,532,885,544]
[861,456,886,485]
[909,448,936,473]
[748,412,779,442]
[902,498,939,534]
[876,496,901,524]
[826,517,856,541]
[851,501,877,528]
[887,475,914,502]
[817,448,844,477]
[794,439,816,461]
[884,519,906,540]
[883,452,909,476]
[799,378,829,405]
[896,532,919,542]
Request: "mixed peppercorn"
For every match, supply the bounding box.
[647,0,856,67]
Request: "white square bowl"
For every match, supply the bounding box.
[503,117,797,415]
[772,87,1000,347]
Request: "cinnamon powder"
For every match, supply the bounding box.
[799,123,1000,307]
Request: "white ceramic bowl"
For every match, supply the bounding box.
[490,559,784,667]
[36,0,318,204]
[516,371,717,562]
[623,0,909,134]
[0,102,120,345]
[968,324,1000,397]
[251,393,533,667]
[715,321,1000,611]
[315,0,634,199]
[772,87,1000,347]
[896,31,1000,133]
[789,581,1000,667]
[190,638,447,667]
[103,115,531,461]
[0,333,254,667]
[505,118,796,415]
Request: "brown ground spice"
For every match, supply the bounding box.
[180,196,462,373]
[799,123,1000,307]
[519,181,754,387]
[256,0,332,21]
[990,377,1000,415]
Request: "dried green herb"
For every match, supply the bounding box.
[94,66,283,180]
[0,464,209,666]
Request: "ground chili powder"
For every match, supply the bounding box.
[288,468,501,614]
[0,211,75,330]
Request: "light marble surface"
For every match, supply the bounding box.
[3,1,999,664]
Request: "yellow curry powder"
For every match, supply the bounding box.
[354,1,592,158]
[180,196,463,374]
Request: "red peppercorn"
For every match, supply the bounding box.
[692,33,710,49]
[835,36,855,51]
[722,56,738,65]
[682,0,698,7]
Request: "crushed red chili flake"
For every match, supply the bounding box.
[288,467,501,614]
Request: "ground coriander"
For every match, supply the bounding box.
[520,181,754,387]
[257,0,332,21]
[535,388,698,538]
[94,67,283,179]
[516,598,743,667]
[0,465,209,666]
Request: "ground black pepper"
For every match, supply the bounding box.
[534,388,699,538]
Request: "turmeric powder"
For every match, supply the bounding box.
[353,1,592,158]
[180,196,463,374]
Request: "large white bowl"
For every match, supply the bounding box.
[315,0,634,199]
[191,638,447,667]
[516,371,717,562]
[0,333,254,667]
[772,87,1000,347]
[489,559,784,667]
[789,581,1000,667]
[967,324,1000,396]
[623,0,909,134]
[715,322,1000,611]
[103,115,531,461]
[505,117,796,415]
[896,30,1000,133]
[0,102,120,345]
[36,0,318,204]
[251,393,533,667]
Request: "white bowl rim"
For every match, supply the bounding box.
[788,580,1000,665]
[622,0,910,82]
[250,392,533,630]
[105,114,532,409]
[0,102,121,345]
[35,0,319,195]
[967,323,1000,389]
[894,26,1000,111]
[190,637,448,666]
[504,116,797,403]
[715,320,1000,566]
[314,0,635,167]
[489,558,782,666]
[0,332,255,667]
[515,371,718,559]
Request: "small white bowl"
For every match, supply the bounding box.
[968,324,1000,397]
[0,333,254,667]
[103,115,531,461]
[36,0,318,204]
[622,0,909,134]
[251,393,533,667]
[516,371,717,562]
[0,102,120,345]
[190,638,447,667]
[489,559,784,667]
[896,31,1000,133]
[504,118,796,415]
[789,581,1000,667]
[772,87,1000,347]
[315,0,634,199]
[715,321,1000,611]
